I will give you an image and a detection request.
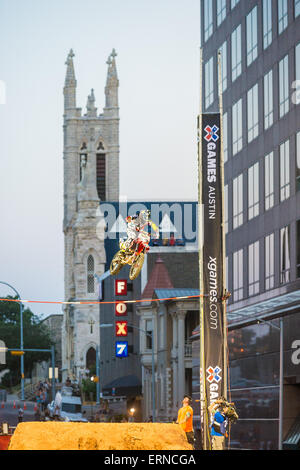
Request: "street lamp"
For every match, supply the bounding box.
[129,407,135,422]
[0,281,24,401]
[99,322,156,422]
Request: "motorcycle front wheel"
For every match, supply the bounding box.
[129,253,145,280]
[110,250,124,275]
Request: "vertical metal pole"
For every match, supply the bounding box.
[279,318,284,450]
[217,49,228,401]
[151,330,156,422]
[20,302,25,401]
[96,344,100,404]
[198,46,208,449]
[51,345,56,401]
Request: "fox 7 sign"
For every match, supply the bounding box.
[115,302,127,316]
[116,321,128,337]
[115,280,127,296]
[115,341,128,358]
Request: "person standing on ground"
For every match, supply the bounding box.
[176,395,195,449]
[18,406,24,423]
[208,399,229,450]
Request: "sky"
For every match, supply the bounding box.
[0,0,200,318]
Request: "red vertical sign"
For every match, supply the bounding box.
[115,279,127,296]
[115,302,127,316]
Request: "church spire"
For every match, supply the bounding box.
[64,49,77,113]
[105,48,119,110]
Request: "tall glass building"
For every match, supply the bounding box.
[197,0,300,450]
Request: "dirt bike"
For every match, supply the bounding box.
[110,230,151,280]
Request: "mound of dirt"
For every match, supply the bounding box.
[8,422,193,450]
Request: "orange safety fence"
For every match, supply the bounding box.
[0,294,205,306]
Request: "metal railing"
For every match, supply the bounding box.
[185,341,192,357]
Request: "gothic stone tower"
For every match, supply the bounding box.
[61,49,119,381]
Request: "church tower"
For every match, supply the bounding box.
[61,49,119,381]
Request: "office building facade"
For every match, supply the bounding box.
[198,0,300,449]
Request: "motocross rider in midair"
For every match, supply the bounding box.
[123,209,159,252]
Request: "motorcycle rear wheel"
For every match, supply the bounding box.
[129,253,145,280]
[110,251,124,276]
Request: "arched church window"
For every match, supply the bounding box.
[86,347,96,370]
[96,140,106,200]
[96,154,106,201]
[87,255,95,294]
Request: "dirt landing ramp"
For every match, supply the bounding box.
[8,422,193,450]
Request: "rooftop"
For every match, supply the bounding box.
[142,256,173,300]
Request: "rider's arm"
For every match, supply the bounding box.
[150,221,159,238]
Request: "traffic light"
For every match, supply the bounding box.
[10,351,24,356]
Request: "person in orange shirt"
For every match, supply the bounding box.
[176,395,195,449]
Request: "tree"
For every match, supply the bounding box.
[0,296,53,387]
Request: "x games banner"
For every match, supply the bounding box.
[198,113,227,447]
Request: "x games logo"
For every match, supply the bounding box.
[206,366,222,384]
[204,125,219,143]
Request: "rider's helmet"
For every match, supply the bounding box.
[140,209,151,222]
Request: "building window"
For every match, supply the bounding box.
[297,132,300,191]
[296,0,300,18]
[223,112,228,162]
[265,152,274,210]
[225,184,228,234]
[248,162,259,220]
[263,0,273,49]
[217,0,226,26]
[265,233,275,290]
[205,56,214,109]
[233,249,243,301]
[233,173,243,229]
[204,0,213,41]
[279,54,289,118]
[232,98,243,155]
[159,315,164,349]
[145,320,153,349]
[87,255,95,294]
[264,70,273,130]
[96,154,106,201]
[247,83,259,143]
[278,0,288,34]
[297,220,300,277]
[219,41,227,92]
[232,25,242,82]
[231,0,240,10]
[280,226,290,284]
[249,241,260,296]
[246,6,258,66]
[280,139,290,202]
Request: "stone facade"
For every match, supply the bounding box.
[61,49,119,381]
